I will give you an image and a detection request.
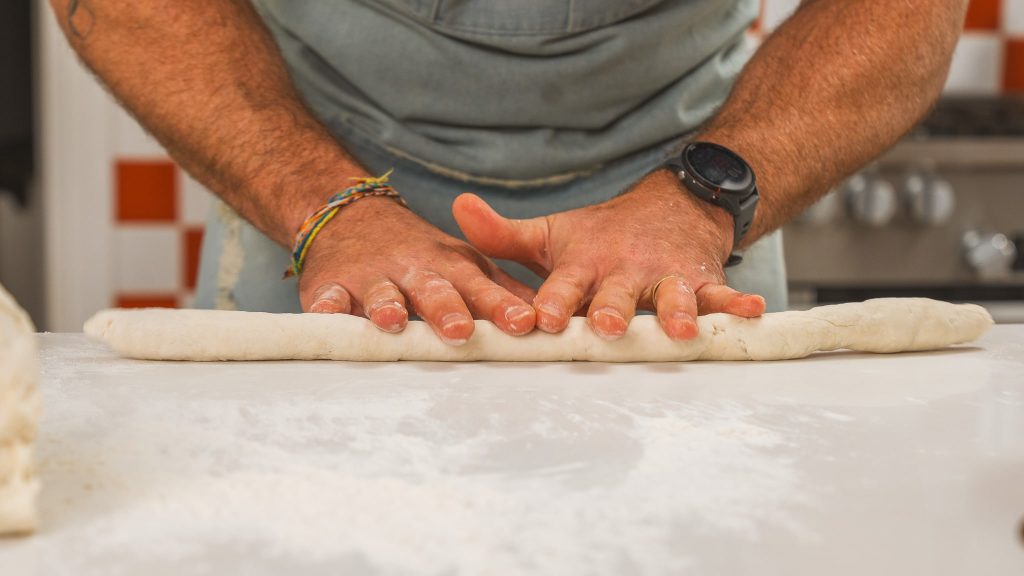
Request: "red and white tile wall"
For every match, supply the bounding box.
[112,159,207,310]
[107,96,210,311]
[48,0,1024,322]
[952,0,1024,92]
[751,0,1024,93]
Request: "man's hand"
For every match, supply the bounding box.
[453,169,766,341]
[299,197,537,345]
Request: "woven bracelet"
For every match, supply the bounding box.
[284,170,405,279]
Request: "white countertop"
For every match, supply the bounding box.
[2,328,1024,575]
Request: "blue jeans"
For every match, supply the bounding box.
[194,129,787,314]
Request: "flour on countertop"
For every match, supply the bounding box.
[21,339,816,575]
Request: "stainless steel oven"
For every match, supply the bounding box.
[784,97,1024,323]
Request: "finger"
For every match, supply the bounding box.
[452,193,551,273]
[489,265,539,303]
[359,279,409,333]
[308,282,352,314]
[451,268,536,336]
[399,272,475,345]
[695,284,766,317]
[533,266,595,334]
[586,274,639,341]
[652,276,700,341]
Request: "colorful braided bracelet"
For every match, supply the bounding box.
[284,170,406,279]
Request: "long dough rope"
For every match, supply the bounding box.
[84,298,993,363]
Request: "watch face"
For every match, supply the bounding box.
[685,143,753,192]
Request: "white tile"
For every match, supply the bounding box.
[180,171,213,225]
[762,0,800,32]
[112,226,181,292]
[111,104,168,158]
[1005,0,1024,35]
[744,30,764,52]
[179,291,197,309]
[943,34,1004,95]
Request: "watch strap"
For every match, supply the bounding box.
[723,188,758,268]
[664,160,755,267]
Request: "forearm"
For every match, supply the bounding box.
[51,0,369,246]
[697,0,968,246]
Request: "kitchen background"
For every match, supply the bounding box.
[0,0,1021,331]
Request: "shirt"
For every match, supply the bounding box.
[254,0,757,184]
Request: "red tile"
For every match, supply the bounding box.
[750,0,763,33]
[116,294,179,309]
[1005,39,1024,91]
[183,227,205,290]
[964,0,1000,30]
[116,160,178,222]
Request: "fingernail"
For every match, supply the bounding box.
[311,285,346,313]
[592,307,625,325]
[439,312,471,347]
[591,308,627,341]
[441,312,471,332]
[310,298,335,313]
[536,303,567,331]
[370,303,407,333]
[667,312,699,340]
[592,307,624,322]
[537,303,563,318]
[504,306,533,326]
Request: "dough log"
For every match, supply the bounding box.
[0,284,40,535]
[84,298,993,363]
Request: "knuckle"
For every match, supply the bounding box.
[453,261,489,281]
[423,277,455,293]
[668,277,693,295]
[401,269,439,287]
[442,242,491,270]
[601,275,639,299]
[655,275,690,294]
[465,284,507,309]
[364,280,400,303]
[460,273,493,292]
[314,283,350,303]
[408,276,461,306]
[553,269,590,296]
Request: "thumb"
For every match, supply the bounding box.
[452,193,551,271]
[695,284,766,318]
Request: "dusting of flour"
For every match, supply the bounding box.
[18,338,811,575]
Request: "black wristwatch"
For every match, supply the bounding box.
[665,142,759,267]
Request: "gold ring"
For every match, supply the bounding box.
[650,275,683,306]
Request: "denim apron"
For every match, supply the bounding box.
[195,0,788,313]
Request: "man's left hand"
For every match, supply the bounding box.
[452,169,766,341]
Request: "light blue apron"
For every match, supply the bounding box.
[195,0,788,313]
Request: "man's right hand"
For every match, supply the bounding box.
[298,196,538,345]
